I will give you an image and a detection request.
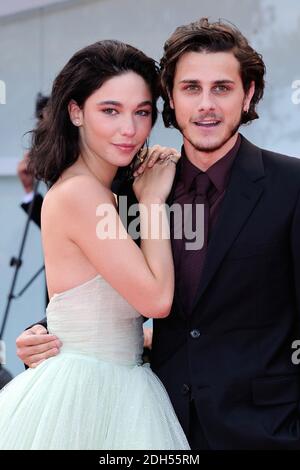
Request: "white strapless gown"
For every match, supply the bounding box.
[0,275,189,449]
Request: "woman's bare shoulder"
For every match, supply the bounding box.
[43,174,112,212]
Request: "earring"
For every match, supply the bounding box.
[137,148,145,164]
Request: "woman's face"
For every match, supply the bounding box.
[71,72,153,167]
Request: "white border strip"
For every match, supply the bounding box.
[0,158,19,176]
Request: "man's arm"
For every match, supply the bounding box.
[16,320,62,369]
[17,152,43,228]
[25,317,47,331]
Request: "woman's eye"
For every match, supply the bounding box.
[136,110,151,116]
[103,108,118,115]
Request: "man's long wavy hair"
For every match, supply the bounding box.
[29,40,160,187]
[160,18,266,129]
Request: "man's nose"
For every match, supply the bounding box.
[197,90,216,112]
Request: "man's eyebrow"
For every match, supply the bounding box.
[178,79,236,85]
[96,100,152,106]
[178,79,200,85]
[213,80,235,85]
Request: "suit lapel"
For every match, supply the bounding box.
[191,136,266,312]
[167,158,186,316]
[167,156,182,206]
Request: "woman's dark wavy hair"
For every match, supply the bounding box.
[29,40,160,186]
[160,18,266,129]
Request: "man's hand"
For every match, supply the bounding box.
[16,325,62,368]
[17,152,34,193]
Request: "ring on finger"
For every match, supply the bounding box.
[168,154,179,165]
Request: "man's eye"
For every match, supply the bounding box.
[103,108,118,115]
[213,86,229,93]
[185,85,199,92]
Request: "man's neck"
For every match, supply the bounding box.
[183,132,239,171]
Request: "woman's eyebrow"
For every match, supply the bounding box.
[97,100,152,107]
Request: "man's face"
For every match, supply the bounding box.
[170,51,255,156]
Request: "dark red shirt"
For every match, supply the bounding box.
[171,134,241,311]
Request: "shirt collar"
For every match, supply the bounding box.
[180,134,241,193]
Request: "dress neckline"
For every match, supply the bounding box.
[49,274,102,302]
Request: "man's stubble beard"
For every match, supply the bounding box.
[179,112,243,154]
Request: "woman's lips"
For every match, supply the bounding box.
[112,143,136,152]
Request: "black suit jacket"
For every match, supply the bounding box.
[21,193,43,228]
[21,193,48,306]
[150,136,300,449]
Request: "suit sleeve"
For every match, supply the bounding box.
[25,317,48,331]
[20,193,43,229]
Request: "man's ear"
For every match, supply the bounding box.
[243,81,255,113]
[68,99,83,126]
[167,89,174,109]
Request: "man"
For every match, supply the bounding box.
[17,153,43,228]
[17,93,49,227]
[17,93,50,308]
[16,18,300,449]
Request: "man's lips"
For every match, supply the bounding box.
[193,120,221,127]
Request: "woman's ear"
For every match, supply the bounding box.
[68,99,83,126]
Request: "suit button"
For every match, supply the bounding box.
[181,384,190,395]
[190,329,201,339]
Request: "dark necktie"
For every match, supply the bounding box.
[179,172,212,313]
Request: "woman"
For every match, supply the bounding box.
[0,40,189,450]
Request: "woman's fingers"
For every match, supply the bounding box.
[133,146,180,176]
[133,148,148,176]
[148,146,179,167]
[146,146,167,167]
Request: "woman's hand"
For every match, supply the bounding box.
[133,145,180,177]
[133,150,180,204]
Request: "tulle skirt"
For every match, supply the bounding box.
[0,352,190,450]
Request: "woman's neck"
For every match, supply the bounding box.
[78,151,117,189]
